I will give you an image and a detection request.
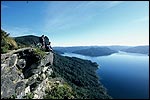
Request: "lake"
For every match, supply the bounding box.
[61,51,149,99]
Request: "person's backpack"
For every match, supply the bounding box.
[39,36,43,43]
[44,36,49,45]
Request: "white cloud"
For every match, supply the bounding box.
[43,1,125,34]
[44,2,97,33]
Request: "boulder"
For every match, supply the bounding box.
[32,78,49,99]
[1,78,16,99]
[1,64,9,75]
[1,48,54,99]
[42,66,48,73]
[26,76,36,86]
[1,66,22,99]
[15,81,26,95]
[1,54,10,64]
[25,86,30,95]
[9,67,21,82]
[9,54,18,67]
[33,74,39,79]
[41,52,53,66]
[41,73,46,80]
[46,68,53,76]
[16,59,26,69]
[23,63,42,78]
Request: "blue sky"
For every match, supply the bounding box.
[1,1,149,47]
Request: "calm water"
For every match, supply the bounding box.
[62,51,149,99]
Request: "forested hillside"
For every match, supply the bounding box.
[73,47,118,57]
[121,46,149,54]
[14,35,49,47]
[51,53,111,99]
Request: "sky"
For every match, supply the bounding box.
[1,1,149,47]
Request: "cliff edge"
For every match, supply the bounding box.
[1,47,111,99]
[1,47,54,99]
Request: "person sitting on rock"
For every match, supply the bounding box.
[46,42,53,52]
[39,35,45,49]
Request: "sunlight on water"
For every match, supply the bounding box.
[61,52,149,99]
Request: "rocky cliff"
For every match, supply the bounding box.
[1,47,54,99]
[1,47,111,99]
[1,30,111,99]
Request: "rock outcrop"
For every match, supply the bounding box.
[1,47,111,99]
[1,48,53,99]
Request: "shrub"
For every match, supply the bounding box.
[1,45,9,53]
[33,48,46,59]
[44,83,76,99]
[23,92,34,99]
[1,29,18,53]
[6,37,18,49]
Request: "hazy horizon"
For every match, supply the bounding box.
[1,1,149,46]
[53,45,149,47]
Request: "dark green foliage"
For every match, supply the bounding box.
[73,47,118,57]
[1,45,9,53]
[17,42,28,48]
[51,53,111,99]
[23,92,34,99]
[6,94,17,99]
[1,29,18,53]
[33,48,46,59]
[44,83,77,99]
[49,71,57,78]
[14,35,40,47]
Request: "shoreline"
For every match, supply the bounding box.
[53,53,112,99]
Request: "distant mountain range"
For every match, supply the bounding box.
[121,46,149,54]
[14,35,149,56]
[54,45,149,55]
[72,47,118,57]
[106,45,133,51]
[53,46,90,53]
[53,46,132,53]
